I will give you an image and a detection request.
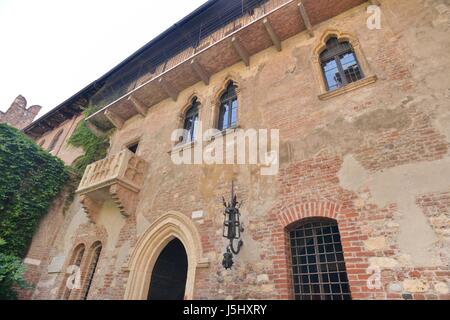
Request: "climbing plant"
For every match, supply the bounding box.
[0,238,29,299]
[62,105,111,212]
[68,105,111,177]
[0,124,68,299]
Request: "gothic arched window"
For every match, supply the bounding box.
[218,82,238,131]
[183,98,200,143]
[289,218,351,300]
[320,37,363,91]
[48,129,64,152]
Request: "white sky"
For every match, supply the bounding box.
[0,0,206,118]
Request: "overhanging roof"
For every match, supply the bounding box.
[24,0,368,137]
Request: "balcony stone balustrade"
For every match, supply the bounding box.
[76,149,148,222]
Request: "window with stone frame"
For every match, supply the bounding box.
[80,242,102,300]
[320,37,364,92]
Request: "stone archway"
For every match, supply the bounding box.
[124,211,209,300]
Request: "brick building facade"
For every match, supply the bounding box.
[19,0,450,300]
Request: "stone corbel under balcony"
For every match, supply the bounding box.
[76,149,148,223]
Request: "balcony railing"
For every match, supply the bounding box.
[76,149,148,221]
[87,0,367,131]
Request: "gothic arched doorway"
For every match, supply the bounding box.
[147,238,188,300]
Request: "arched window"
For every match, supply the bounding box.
[61,244,85,300]
[80,242,102,300]
[289,218,351,300]
[182,98,200,143]
[320,37,363,92]
[218,82,238,131]
[48,129,64,152]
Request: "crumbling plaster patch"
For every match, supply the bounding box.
[338,154,450,266]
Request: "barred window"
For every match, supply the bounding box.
[289,218,351,300]
[320,37,363,91]
[218,82,238,131]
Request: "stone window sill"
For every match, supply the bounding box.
[206,125,241,142]
[318,75,378,101]
[168,140,197,155]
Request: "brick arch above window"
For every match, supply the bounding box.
[277,201,343,229]
[312,29,377,100]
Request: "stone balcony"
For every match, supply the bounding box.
[76,149,148,222]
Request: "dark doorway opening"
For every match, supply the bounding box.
[127,142,139,154]
[147,238,188,300]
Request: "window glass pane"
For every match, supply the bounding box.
[322,59,342,91]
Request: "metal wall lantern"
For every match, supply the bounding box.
[222,182,244,270]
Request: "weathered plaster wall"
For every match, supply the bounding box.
[22,0,450,300]
[36,114,85,165]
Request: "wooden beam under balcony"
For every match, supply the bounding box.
[298,2,314,37]
[263,18,282,52]
[105,109,124,129]
[86,0,369,130]
[190,58,210,85]
[231,36,250,67]
[128,96,148,117]
[158,77,179,102]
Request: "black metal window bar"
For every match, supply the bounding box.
[320,37,363,91]
[289,219,352,300]
[81,243,102,300]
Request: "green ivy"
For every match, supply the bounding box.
[68,105,111,177]
[0,124,68,299]
[0,238,29,299]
